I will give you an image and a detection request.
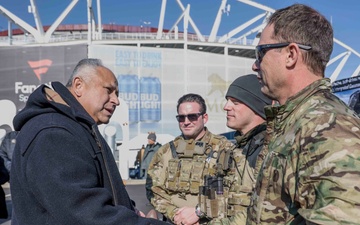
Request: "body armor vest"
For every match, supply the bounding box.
[164,138,230,219]
[165,139,218,194]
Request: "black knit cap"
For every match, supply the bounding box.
[225,74,272,119]
[147,133,156,141]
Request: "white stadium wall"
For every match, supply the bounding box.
[89,44,255,139]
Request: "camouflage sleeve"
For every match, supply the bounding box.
[147,143,178,221]
[296,114,360,224]
[218,135,235,152]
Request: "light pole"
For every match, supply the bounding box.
[140,20,151,32]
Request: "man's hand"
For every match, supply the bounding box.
[134,208,146,217]
[173,207,200,225]
[146,209,158,219]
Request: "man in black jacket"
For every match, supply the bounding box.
[0,130,17,219]
[0,156,9,219]
[11,58,166,225]
[0,131,18,173]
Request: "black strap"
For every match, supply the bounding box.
[169,141,178,159]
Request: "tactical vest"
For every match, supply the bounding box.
[165,138,220,194]
[197,147,233,219]
[198,131,266,219]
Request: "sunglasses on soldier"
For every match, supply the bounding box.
[255,42,312,63]
[176,113,204,122]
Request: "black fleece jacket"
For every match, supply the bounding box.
[11,82,165,225]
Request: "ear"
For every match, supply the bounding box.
[72,77,84,97]
[285,43,300,67]
[202,113,209,124]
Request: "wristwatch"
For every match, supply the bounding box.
[195,204,205,218]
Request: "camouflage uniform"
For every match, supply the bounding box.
[147,128,234,224]
[208,124,267,225]
[247,79,360,224]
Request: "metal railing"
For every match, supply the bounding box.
[0,32,254,46]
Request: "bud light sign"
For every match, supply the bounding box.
[117,75,161,124]
[117,74,139,124]
[140,77,161,122]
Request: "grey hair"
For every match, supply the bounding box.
[65,58,104,87]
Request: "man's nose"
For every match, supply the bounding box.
[252,60,260,72]
[112,94,120,106]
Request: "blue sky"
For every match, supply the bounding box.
[0,0,359,80]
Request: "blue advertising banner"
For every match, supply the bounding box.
[332,76,360,114]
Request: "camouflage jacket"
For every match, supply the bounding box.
[247,79,360,224]
[209,124,267,225]
[147,128,234,223]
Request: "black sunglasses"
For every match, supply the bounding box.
[255,42,312,63]
[176,113,203,122]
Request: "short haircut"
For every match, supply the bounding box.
[65,58,104,87]
[177,93,207,114]
[267,4,333,76]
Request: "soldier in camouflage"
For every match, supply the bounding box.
[205,74,272,225]
[249,4,360,224]
[147,93,234,225]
